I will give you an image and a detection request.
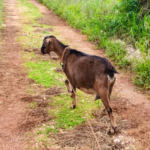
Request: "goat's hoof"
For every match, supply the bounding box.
[70,105,76,109]
[108,127,118,135]
[108,129,115,135]
[114,127,118,133]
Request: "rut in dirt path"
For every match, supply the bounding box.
[30,0,150,149]
[0,0,28,149]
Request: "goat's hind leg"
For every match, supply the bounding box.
[98,88,117,134]
[109,76,116,100]
[94,94,108,116]
[101,76,116,116]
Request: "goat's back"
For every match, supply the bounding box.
[63,49,117,89]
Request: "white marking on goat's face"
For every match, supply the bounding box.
[41,43,46,54]
[41,37,54,54]
[41,37,49,54]
[79,88,96,95]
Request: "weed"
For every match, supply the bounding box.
[37,130,43,135]
[30,102,37,108]
[44,126,58,134]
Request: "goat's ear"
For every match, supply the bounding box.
[63,48,71,62]
[63,48,71,60]
[65,48,71,55]
[62,48,71,72]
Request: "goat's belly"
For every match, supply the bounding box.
[79,88,96,95]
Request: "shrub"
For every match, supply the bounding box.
[133,57,150,90]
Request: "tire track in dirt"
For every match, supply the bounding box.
[30,0,150,149]
[0,0,28,149]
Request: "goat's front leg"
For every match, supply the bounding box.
[70,89,76,109]
[65,80,76,109]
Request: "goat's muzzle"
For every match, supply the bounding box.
[41,44,46,54]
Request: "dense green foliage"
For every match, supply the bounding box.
[133,57,150,89]
[38,0,150,90]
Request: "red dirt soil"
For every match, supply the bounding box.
[0,0,29,149]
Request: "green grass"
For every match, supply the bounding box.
[0,0,4,29]
[49,93,101,129]
[26,59,65,87]
[17,0,49,49]
[133,57,150,90]
[38,0,150,90]
[105,41,131,68]
[30,102,37,108]
[18,0,43,24]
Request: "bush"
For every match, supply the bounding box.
[133,57,150,89]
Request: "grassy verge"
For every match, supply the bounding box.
[0,0,4,29]
[17,0,102,148]
[0,0,4,56]
[133,57,150,89]
[38,0,150,90]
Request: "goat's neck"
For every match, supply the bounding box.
[53,39,67,58]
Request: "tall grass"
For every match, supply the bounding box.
[38,0,150,90]
[133,57,150,90]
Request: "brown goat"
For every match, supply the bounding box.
[41,35,118,134]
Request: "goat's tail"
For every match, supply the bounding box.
[107,65,118,82]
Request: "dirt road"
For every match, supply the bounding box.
[0,0,28,149]
[0,0,150,149]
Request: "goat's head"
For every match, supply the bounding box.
[41,36,55,54]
